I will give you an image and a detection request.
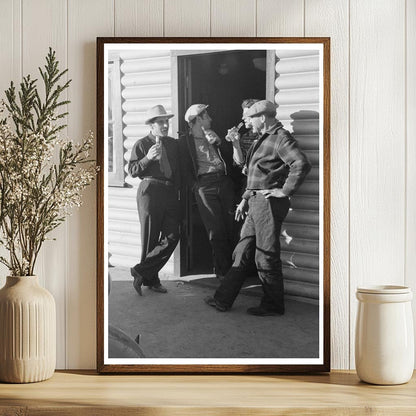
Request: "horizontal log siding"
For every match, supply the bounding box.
[108,51,175,277]
[275,50,320,302]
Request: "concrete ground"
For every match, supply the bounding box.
[108,267,319,359]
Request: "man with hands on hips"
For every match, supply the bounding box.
[205,100,311,316]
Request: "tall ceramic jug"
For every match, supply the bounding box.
[355,285,414,385]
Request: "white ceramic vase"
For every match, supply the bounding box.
[0,276,56,383]
[355,285,414,385]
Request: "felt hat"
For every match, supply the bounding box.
[145,105,174,125]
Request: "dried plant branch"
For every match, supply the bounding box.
[0,48,96,276]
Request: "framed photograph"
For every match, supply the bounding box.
[97,37,330,373]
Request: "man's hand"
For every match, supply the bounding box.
[202,127,220,145]
[146,144,161,160]
[259,189,287,199]
[225,127,240,142]
[235,198,248,221]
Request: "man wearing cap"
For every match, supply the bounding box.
[226,98,260,170]
[205,99,311,316]
[180,104,237,279]
[128,105,181,295]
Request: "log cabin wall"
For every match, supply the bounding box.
[275,49,320,303]
[108,49,175,276]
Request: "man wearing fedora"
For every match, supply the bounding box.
[128,105,181,295]
[180,104,237,279]
[205,100,311,316]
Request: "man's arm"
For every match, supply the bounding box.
[225,128,245,166]
[231,139,245,166]
[128,140,158,178]
[276,132,312,197]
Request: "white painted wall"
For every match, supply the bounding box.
[0,0,414,370]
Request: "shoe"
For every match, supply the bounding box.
[130,267,143,296]
[149,283,168,293]
[204,296,229,312]
[246,306,284,316]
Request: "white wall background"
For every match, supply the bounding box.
[0,0,414,370]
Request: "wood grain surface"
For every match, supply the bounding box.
[22,0,68,369]
[165,0,211,37]
[0,371,415,415]
[349,0,406,369]
[67,0,113,370]
[305,0,349,371]
[257,0,304,37]
[115,0,164,37]
[211,0,256,37]
[406,0,416,367]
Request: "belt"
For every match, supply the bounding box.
[142,177,173,186]
[246,189,289,199]
[198,171,225,180]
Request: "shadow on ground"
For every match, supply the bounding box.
[108,268,319,359]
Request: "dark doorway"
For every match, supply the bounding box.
[178,50,266,276]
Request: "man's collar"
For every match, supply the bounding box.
[263,121,283,135]
[191,127,205,140]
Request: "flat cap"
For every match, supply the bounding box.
[184,104,209,123]
[244,100,277,118]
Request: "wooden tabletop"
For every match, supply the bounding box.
[0,370,415,415]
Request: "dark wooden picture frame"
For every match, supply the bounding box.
[97,37,330,373]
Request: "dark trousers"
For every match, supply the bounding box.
[194,173,235,277]
[214,193,290,312]
[133,179,180,286]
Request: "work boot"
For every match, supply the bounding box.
[130,267,143,296]
[204,296,229,312]
[246,306,284,316]
[149,283,168,293]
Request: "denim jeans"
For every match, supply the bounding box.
[214,192,290,312]
[194,173,235,276]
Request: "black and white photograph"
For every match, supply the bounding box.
[97,38,330,373]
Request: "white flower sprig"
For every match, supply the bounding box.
[0,48,96,276]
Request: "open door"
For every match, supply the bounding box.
[177,50,267,276]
